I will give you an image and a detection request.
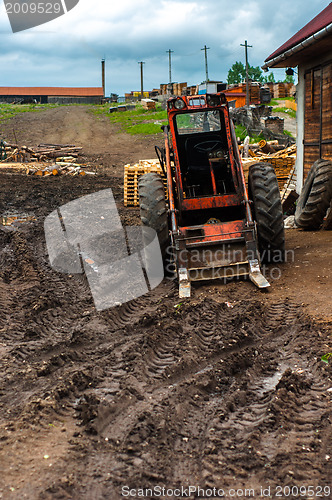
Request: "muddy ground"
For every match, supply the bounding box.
[0,106,331,500]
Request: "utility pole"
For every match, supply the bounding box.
[166,49,174,95]
[101,59,105,97]
[138,61,145,99]
[240,40,252,106]
[201,45,210,83]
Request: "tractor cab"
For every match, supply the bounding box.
[140,93,285,297]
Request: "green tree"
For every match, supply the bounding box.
[227,61,264,84]
[284,74,295,84]
[249,65,264,82]
[227,61,245,84]
[263,72,276,83]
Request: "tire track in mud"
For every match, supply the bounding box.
[66,297,331,498]
[0,220,331,498]
[199,303,331,490]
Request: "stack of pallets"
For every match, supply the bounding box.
[141,99,156,110]
[273,83,287,98]
[242,145,296,190]
[123,159,167,206]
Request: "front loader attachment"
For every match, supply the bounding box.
[174,220,270,298]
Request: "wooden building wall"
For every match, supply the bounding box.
[303,60,332,178]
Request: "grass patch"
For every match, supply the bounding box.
[272,106,296,119]
[270,97,295,106]
[283,130,294,138]
[126,123,167,135]
[235,124,264,143]
[91,103,168,134]
[0,103,61,124]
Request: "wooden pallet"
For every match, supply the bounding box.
[242,154,296,190]
[124,159,167,206]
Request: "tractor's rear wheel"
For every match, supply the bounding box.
[249,162,285,263]
[138,173,169,258]
[294,159,332,230]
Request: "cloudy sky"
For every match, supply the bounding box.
[0,0,329,96]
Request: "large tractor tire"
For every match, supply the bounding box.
[138,173,169,257]
[248,163,285,263]
[294,159,332,230]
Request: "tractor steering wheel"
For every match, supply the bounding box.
[193,140,222,155]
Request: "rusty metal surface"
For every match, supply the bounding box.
[179,220,245,246]
[181,194,241,210]
[163,93,267,291]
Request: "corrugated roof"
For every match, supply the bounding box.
[0,87,104,96]
[265,3,332,62]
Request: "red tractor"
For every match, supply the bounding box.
[139,93,285,297]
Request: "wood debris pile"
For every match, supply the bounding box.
[0,141,97,176]
[0,160,96,176]
[0,142,82,163]
[26,159,96,176]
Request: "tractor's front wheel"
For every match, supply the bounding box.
[248,163,285,263]
[138,173,169,258]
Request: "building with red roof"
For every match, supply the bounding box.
[0,87,104,104]
[262,3,332,190]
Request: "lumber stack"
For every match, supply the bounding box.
[242,145,296,189]
[249,83,260,103]
[173,82,187,96]
[273,83,287,98]
[141,99,156,110]
[124,159,167,206]
[264,82,275,98]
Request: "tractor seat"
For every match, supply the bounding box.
[184,135,223,175]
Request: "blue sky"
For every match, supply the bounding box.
[0,0,329,96]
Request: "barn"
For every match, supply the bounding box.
[0,87,104,105]
[262,3,332,192]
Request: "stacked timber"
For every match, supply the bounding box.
[264,82,275,98]
[242,144,296,190]
[273,83,287,98]
[172,82,187,96]
[141,99,156,110]
[249,83,260,103]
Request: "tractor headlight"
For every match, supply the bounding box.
[174,98,186,110]
[207,94,220,106]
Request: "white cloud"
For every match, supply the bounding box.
[0,0,329,94]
